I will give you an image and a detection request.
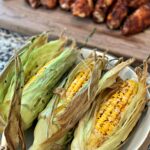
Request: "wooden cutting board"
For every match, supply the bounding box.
[0,0,150,62]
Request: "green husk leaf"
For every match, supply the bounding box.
[0,55,26,150]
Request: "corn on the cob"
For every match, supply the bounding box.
[71,59,148,150]
[22,47,78,129]
[0,33,77,132]
[87,80,138,149]
[29,79,68,150]
[30,54,106,150]
[55,60,94,114]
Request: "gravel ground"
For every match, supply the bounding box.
[0,28,28,71]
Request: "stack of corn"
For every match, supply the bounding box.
[0,32,148,150]
[30,55,106,150]
[0,33,78,131]
[71,60,148,150]
[30,57,136,150]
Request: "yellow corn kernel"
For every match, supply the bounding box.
[24,60,52,90]
[111,111,118,120]
[106,105,113,113]
[100,123,110,135]
[65,63,93,103]
[95,80,138,137]
[107,123,115,135]
[117,103,123,109]
[111,99,117,106]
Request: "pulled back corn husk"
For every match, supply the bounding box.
[0,33,78,131]
[0,55,26,150]
[30,53,107,150]
[71,59,148,150]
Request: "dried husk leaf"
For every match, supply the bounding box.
[97,58,135,93]
[0,116,5,133]
[71,59,148,150]
[0,55,26,150]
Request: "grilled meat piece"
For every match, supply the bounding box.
[122,3,150,35]
[26,0,40,8]
[40,0,58,8]
[93,0,116,23]
[107,0,128,29]
[128,0,150,8]
[59,0,75,10]
[71,0,93,17]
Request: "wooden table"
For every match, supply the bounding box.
[0,0,150,62]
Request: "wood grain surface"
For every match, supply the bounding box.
[0,0,149,149]
[139,133,150,150]
[0,0,150,62]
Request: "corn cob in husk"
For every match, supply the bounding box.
[0,33,48,105]
[30,54,107,150]
[0,33,78,131]
[21,45,78,130]
[0,33,49,132]
[71,59,148,150]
